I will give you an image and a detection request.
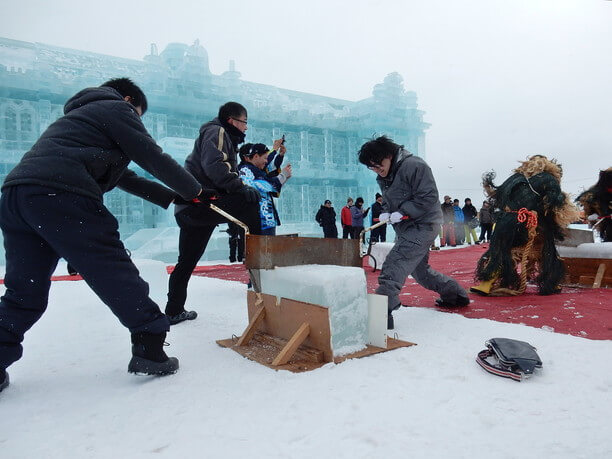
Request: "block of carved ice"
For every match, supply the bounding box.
[258,265,368,356]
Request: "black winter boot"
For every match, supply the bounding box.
[0,369,9,393]
[128,332,179,376]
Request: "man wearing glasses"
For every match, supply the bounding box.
[166,102,262,325]
[358,136,469,329]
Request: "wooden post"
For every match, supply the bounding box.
[236,306,266,347]
[272,323,310,366]
[593,263,606,289]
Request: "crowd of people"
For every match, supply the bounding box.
[314,193,496,248]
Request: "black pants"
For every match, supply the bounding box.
[371,225,387,242]
[227,223,245,262]
[166,192,261,316]
[322,225,338,238]
[0,185,169,370]
[342,224,353,239]
[479,223,493,242]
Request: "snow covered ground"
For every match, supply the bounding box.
[1,269,611,458]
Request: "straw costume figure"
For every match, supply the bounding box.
[575,167,612,242]
[471,155,578,296]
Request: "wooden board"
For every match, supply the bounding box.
[217,335,416,373]
[246,290,334,362]
[562,257,612,288]
[245,234,361,269]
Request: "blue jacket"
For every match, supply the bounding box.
[238,162,282,230]
[453,205,464,223]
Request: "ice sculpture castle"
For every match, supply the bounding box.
[0,37,429,239]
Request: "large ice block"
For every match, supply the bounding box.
[258,265,368,356]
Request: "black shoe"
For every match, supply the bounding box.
[128,332,179,376]
[435,295,470,308]
[0,369,9,393]
[167,310,197,325]
[229,258,236,263]
[387,313,394,330]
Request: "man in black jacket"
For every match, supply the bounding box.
[165,102,262,325]
[315,200,338,238]
[370,193,386,242]
[0,78,203,391]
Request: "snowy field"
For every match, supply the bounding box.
[1,271,611,458]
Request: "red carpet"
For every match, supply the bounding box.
[185,245,612,341]
[5,245,610,340]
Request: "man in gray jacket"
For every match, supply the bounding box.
[358,136,469,329]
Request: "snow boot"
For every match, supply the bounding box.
[167,310,197,325]
[435,295,470,308]
[128,332,179,376]
[0,369,9,393]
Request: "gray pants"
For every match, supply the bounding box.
[375,223,467,311]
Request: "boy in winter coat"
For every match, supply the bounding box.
[238,143,292,235]
[350,197,370,241]
[0,78,204,389]
[440,196,456,246]
[358,136,469,329]
[370,193,387,242]
[453,199,465,244]
[315,200,338,238]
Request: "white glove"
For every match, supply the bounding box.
[378,212,390,223]
[390,212,404,224]
[587,213,599,222]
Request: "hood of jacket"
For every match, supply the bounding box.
[64,86,124,115]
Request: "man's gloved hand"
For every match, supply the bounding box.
[242,186,261,203]
[390,211,404,224]
[174,188,219,206]
[378,212,390,223]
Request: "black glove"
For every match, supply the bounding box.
[174,188,219,206]
[242,186,261,203]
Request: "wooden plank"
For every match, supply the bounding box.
[247,290,334,362]
[236,305,266,346]
[593,263,606,289]
[245,234,361,269]
[272,323,310,366]
[562,257,612,284]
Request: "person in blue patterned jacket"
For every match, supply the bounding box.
[238,143,292,235]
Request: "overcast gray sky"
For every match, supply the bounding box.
[2,0,611,201]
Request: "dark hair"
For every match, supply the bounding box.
[453,199,459,204]
[465,198,471,203]
[218,102,247,123]
[358,135,403,166]
[239,143,268,159]
[324,200,332,204]
[375,193,382,199]
[355,197,364,205]
[100,77,148,114]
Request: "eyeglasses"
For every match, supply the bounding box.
[367,163,383,170]
[231,117,248,125]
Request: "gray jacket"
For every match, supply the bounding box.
[376,148,442,226]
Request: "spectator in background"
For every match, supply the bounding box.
[370,192,387,242]
[227,222,244,263]
[238,143,292,236]
[462,198,480,245]
[453,199,465,245]
[341,197,354,239]
[478,201,493,243]
[315,199,338,238]
[440,195,456,247]
[350,197,370,241]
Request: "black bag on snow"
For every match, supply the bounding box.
[476,338,542,381]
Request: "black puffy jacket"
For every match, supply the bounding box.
[2,86,200,207]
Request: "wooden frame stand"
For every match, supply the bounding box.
[217,291,415,373]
